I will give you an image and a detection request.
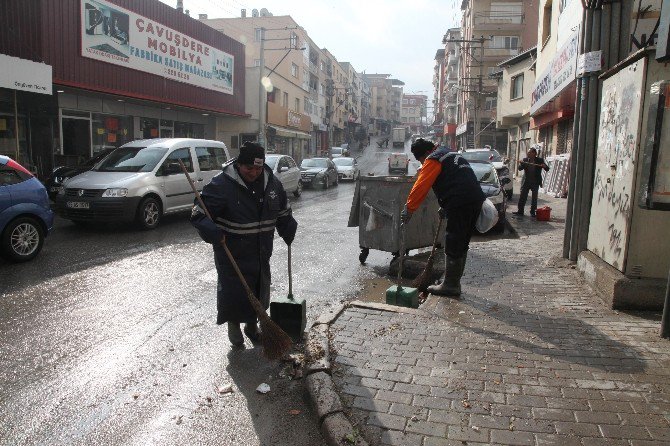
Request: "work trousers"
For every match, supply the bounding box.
[444,202,482,259]
[518,183,540,214]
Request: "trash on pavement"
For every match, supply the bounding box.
[217,384,234,394]
[256,383,271,394]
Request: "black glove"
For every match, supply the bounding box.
[284,233,295,245]
[400,205,412,225]
[438,207,447,219]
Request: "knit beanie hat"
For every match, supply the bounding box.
[410,138,435,160]
[238,142,265,166]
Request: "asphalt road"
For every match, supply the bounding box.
[0,138,413,446]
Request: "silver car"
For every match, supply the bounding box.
[333,157,359,181]
[265,154,302,197]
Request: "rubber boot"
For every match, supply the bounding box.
[228,322,244,347]
[244,322,261,344]
[427,254,464,297]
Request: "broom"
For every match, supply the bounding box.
[179,160,292,360]
[411,215,445,292]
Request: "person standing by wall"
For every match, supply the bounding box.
[190,142,298,346]
[401,139,485,297]
[513,146,549,217]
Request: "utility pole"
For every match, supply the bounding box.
[258,27,266,147]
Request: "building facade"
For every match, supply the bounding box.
[443,28,461,150]
[0,0,245,178]
[401,94,427,134]
[457,0,538,150]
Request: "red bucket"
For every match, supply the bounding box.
[536,206,552,221]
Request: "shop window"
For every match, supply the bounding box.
[195,146,227,171]
[141,118,159,138]
[91,113,133,154]
[174,122,204,138]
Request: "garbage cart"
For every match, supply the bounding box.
[348,175,445,264]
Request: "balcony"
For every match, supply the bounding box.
[473,10,524,30]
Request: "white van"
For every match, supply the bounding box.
[388,152,409,175]
[55,138,230,229]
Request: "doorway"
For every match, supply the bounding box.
[61,117,91,166]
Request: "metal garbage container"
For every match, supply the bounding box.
[348,175,444,263]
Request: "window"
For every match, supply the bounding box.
[254,59,261,67]
[304,97,310,113]
[283,92,288,107]
[196,146,227,171]
[295,98,300,112]
[254,28,262,42]
[492,36,519,49]
[542,1,553,46]
[485,97,497,110]
[511,74,524,99]
[0,166,23,185]
[290,32,298,49]
[161,148,193,174]
[291,63,298,77]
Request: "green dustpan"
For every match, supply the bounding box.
[270,245,306,342]
[385,222,419,308]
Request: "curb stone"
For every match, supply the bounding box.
[305,301,429,446]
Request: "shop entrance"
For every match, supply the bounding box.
[61,117,91,166]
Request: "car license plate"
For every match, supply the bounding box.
[66,201,90,209]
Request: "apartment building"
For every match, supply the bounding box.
[203,11,320,163]
[457,0,538,150]
[340,62,370,145]
[401,95,427,134]
[443,28,461,149]
[432,49,446,142]
[364,74,404,135]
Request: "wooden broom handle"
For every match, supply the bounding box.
[178,160,255,299]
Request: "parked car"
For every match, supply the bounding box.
[0,155,54,262]
[459,148,513,199]
[55,138,230,229]
[300,157,338,189]
[461,148,512,197]
[469,160,509,233]
[333,157,359,181]
[388,152,409,175]
[265,154,302,197]
[330,147,350,158]
[44,148,115,200]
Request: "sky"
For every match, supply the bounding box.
[159,0,461,109]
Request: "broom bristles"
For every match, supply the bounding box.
[412,254,436,292]
[245,289,292,360]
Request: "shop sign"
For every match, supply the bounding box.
[81,0,234,94]
[0,54,52,95]
[530,28,580,115]
[456,122,468,136]
[287,110,301,128]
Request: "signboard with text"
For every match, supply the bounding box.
[81,0,233,94]
[531,28,580,115]
[0,54,52,95]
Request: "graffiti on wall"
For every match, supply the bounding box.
[587,58,646,272]
[630,0,662,52]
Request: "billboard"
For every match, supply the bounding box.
[81,0,234,94]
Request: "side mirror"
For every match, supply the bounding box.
[279,166,289,173]
[500,177,511,186]
[163,162,182,175]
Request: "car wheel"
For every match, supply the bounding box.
[323,176,329,190]
[1,217,45,262]
[293,180,302,198]
[137,197,162,230]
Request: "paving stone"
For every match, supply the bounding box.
[490,428,534,445]
[446,425,490,443]
[534,433,583,445]
[365,412,406,431]
[428,408,466,425]
[532,407,577,422]
[389,402,428,420]
[359,377,395,391]
[351,396,391,413]
[404,419,447,437]
[342,384,374,398]
[379,429,422,446]
[617,412,670,427]
[375,390,413,405]
[554,421,601,437]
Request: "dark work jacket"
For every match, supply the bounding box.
[519,157,549,187]
[190,160,298,324]
[427,148,485,210]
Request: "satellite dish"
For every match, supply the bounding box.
[252,9,259,17]
[260,8,269,17]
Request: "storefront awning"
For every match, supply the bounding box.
[269,125,311,139]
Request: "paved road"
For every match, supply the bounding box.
[0,137,431,446]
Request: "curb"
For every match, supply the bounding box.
[506,213,529,239]
[305,302,370,446]
[304,301,429,446]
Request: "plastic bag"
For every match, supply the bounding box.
[475,198,499,233]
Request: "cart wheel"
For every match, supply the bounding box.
[359,248,369,264]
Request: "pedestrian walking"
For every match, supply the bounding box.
[401,139,485,297]
[512,146,549,217]
[190,142,298,347]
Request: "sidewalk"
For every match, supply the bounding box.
[305,193,670,445]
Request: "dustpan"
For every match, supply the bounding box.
[270,245,306,342]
